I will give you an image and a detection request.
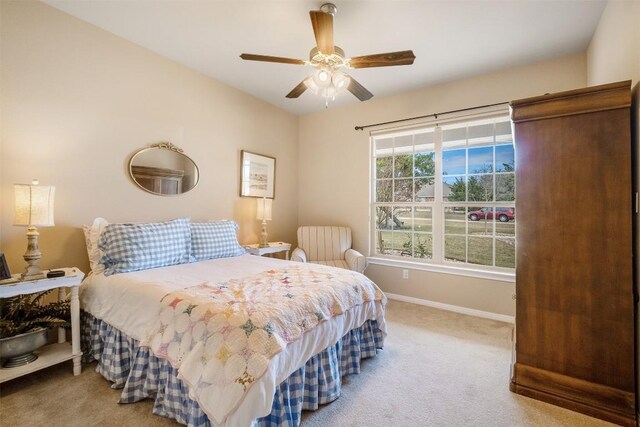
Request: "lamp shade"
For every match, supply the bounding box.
[256,197,272,221]
[332,71,350,90]
[312,67,332,89]
[14,184,55,227]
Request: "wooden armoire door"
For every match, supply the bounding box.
[510,81,636,426]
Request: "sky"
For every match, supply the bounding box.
[442,144,514,175]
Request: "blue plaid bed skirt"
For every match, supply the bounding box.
[82,313,384,426]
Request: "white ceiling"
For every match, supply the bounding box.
[43,0,607,115]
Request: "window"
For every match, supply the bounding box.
[371,114,515,271]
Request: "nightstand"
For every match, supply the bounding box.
[245,242,292,260]
[0,267,85,383]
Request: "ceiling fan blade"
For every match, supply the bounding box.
[309,11,334,55]
[349,50,416,69]
[345,75,373,101]
[286,79,309,99]
[240,53,306,65]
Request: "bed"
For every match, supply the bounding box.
[79,218,387,426]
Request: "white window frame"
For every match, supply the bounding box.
[369,108,516,281]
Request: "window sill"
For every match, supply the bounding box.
[367,257,515,283]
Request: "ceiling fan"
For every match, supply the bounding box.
[240,3,416,106]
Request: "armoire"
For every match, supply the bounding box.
[509,81,637,426]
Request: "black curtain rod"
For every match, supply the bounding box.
[354,101,510,131]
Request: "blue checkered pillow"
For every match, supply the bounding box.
[190,221,246,261]
[99,218,194,276]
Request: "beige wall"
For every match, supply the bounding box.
[586,0,640,415]
[298,53,587,317]
[0,1,299,274]
[587,0,640,86]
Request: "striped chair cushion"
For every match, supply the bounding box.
[99,218,193,276]
[190,221,246,261]
[297,226,352,262]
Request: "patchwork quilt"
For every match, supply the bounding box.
[142,263,386,425]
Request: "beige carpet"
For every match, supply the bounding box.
[1,300,613,426]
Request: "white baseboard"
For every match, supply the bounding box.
[386,292,515,324]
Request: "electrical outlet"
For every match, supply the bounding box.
[402,269,409,279]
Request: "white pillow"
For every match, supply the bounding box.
[82,217,109,273]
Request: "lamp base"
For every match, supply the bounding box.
[259,221,269,248]
[22,226,44,281]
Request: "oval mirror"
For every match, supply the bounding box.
[129,143,199,196]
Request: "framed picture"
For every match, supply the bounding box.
[0,253,11,280]
[240,150,276,198]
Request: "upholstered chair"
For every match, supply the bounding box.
[290,226,367,273]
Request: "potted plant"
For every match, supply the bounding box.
[0,290,70,367]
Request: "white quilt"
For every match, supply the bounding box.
[80,254,387,426]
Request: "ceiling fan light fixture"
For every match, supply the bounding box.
[304,78,319,94]
[318,70,330,82]
[332,71,349,89]
[321,85,337,99]
[312,66,333,88]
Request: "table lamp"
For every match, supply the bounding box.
[14,180,55,280]
[256,197,272,248]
